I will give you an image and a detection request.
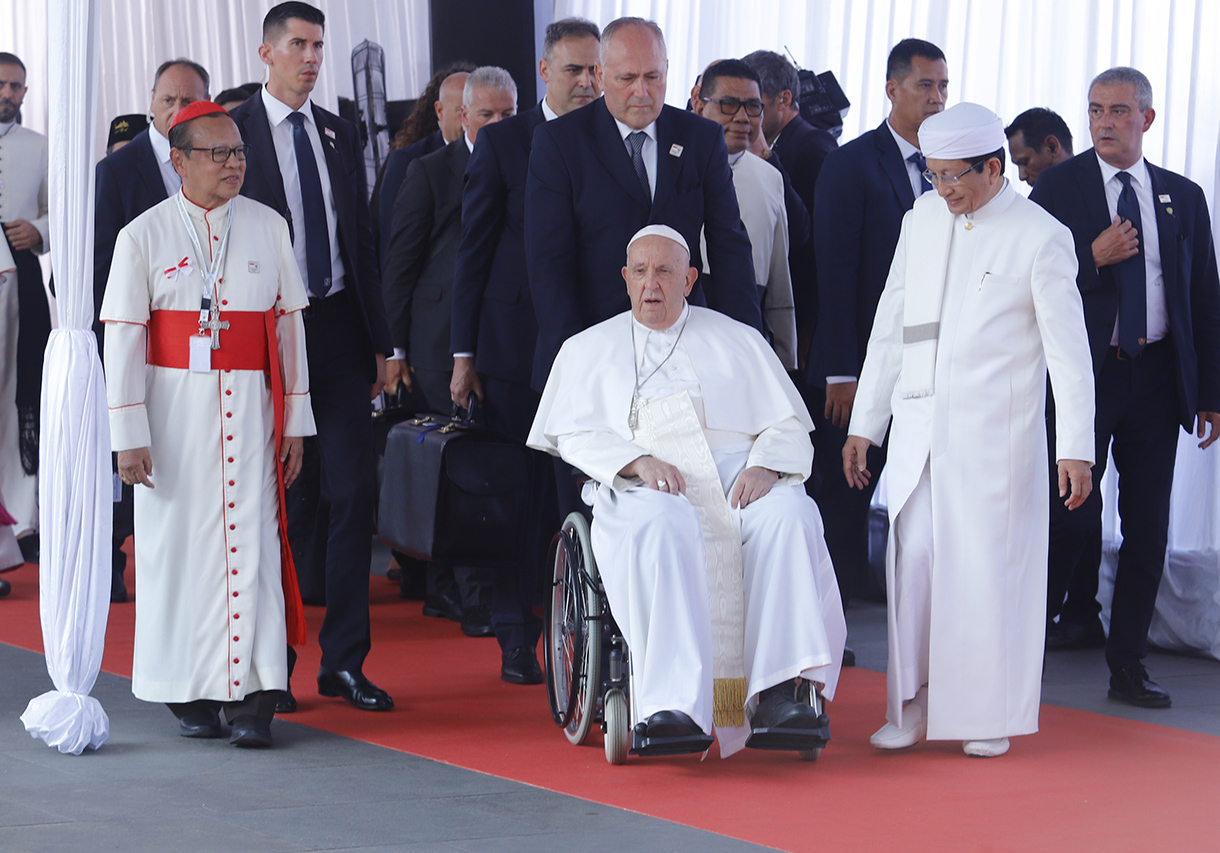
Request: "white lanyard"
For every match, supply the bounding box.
[174,192,235,325]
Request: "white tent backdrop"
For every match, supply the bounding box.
[0,0,431,160]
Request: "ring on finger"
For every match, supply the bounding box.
[657,478,668,491]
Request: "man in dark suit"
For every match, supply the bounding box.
[1005,107,1073,188]
[806,39,947,611]
[525,16,760,399]
[381,66,518,640]
[1030,66,1220,707]
[229,1,393,713]
[450,18,601,685]
[94,57,210,604]
[742,49,836,365]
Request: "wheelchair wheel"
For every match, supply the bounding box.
[544,512,602,746]
[603,688,629,765]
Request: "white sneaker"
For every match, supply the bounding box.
[870,689,927,750]
[963,737,1009,757]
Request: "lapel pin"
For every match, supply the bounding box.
[248,261,260,274]
[324,127,336,139]
[669,144,683,157]
[1158,194,1171,203]
[1167,207,1173,215]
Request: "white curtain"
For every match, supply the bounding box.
[557,0,1220,209]
[0,0,431,159]
[19,0,112,755]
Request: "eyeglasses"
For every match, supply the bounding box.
[701,96,764,118]
[922,162,984,187]
[179,144,251,163]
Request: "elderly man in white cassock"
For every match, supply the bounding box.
[844,103,1095,758]
[529,224,846,758]
[101,101,315,749]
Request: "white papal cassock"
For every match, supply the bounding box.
[529,304,846,757]
[850,181,1094,740]
[101,192,315,705]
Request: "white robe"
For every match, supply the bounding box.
[101,191,315,704]
[0,124,50,534]
[529,305,846,756]
[850,182,1095,740]
[701,150,797,369]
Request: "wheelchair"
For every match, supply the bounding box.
[543,511,829,764]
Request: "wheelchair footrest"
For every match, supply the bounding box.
[630,724,714,757]
[744,715,831,752]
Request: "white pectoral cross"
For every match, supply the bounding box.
[200,305,230,350]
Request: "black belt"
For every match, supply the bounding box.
[1111,337,1168,361]
[302,286,350,319]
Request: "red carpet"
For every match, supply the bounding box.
[4,559,1219,852]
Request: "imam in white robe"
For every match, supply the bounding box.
[0,122,50,535]
[528,304,846,756]
[102,191,315,704]
[701,150,797,369]
[850,181,1095,740]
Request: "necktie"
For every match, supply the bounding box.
[627,130,651,200]
[909,151,932,194]
[1115,171,1146,356]
[287,111,331,298]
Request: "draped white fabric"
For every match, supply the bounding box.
[19,0,113,755]
[0,0,430,160]
[557,0,1220,208]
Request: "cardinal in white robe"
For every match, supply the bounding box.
[529,224,845,758]
[102,102,315,748]
[845,103,1095,758]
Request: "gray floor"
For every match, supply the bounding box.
[5,592,1218,853]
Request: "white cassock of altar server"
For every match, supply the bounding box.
[528,302,846,757]
[849,104,1095,741]
[101,191,315,705]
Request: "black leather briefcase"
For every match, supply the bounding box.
[377,401,535,568]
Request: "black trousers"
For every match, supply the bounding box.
[168,690,279,723]
[807,384,888,605]
[1045,393,1103,628]
[1054,341,1181,671]
[286,290,377,673]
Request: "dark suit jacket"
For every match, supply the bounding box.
[764,151,810,254]
[1030,149,1220,427]
[229,89,392,374]
[373,129,446,261]
[525,99,760,389]
[94,128,169,338]
[772,114,837,344]
[451,104,544,387]
[381,137,468,371]
[808,119,916,386]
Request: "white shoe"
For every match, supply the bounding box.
[963,737,1009,757]
[870,692,927,750]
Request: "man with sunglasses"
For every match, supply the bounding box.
[692,59,796,368]
[845,103,1095,758]
[101,101,315,748]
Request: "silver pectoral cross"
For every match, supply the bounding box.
[628,387,641,430]
[200,306,230,350]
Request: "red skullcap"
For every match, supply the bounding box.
[169,100,230,130]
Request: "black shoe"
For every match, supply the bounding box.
[842,646,857,667]
[422,592,462,621]
[1047,619,1106,651]
[0,578,10,597]
[751,681,820,730]
[317,668,394,711]
[501,646,543,684]
[110,566,128,604]
[644,709,704,739]
[275,687,297,714]
[17,534,38,565]
[1108,664,1172,708]
[461,603,494,637]
[229,715,273,748]
[178,706,223,739]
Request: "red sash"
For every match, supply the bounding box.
[147,309,307,646]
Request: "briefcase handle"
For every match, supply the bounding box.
[451,393,482,426]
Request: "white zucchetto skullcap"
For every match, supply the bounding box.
[626,224,690,260]
[919,103,1007,160]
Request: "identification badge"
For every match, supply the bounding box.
[189,335,212,372]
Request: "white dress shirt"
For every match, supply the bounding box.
[147,123,182,198]
[1097,154,1166,345]
[612,116,657,199]
[260,86,345,296]
[886,118,928,201]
